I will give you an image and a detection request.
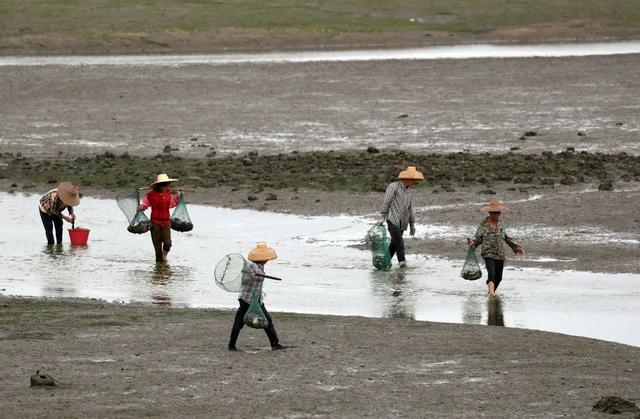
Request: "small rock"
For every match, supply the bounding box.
[30,370,56,387]
[560,176,577,185]
[190,137,198,141]
[392,291,401,297]
[315,199,321,203]
[366,146,380,154]
[510,146,520,151]
[523,131,537,137]
[398,114,408,118]
[247,195,258,201]
[592,396,640,414]
[265,193,278,201]
[248,151,259,157]
[241,158,252,166]
[10,183,18,187]
[598,180,614,191]
[615,122,624,126]
[478,189,496,195]
[163,145,178,153]
[577,131,586,137]
[566,147,575,152]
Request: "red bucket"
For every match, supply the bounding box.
[68,228,90,246]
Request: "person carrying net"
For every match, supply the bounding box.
[228,242,287,351]
[138,174,182,263]
[376,166,424,268]
[467,200,525,296]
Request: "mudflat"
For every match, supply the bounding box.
[2,297,639,418]
[2,3,640,416]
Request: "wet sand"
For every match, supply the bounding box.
[2,296,639,418]
[2,32,640,417]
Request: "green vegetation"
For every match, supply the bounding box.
[1,150,638,193]
[1,0,638,40]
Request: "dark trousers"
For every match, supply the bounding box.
[229,299,279,349]
[150,223,172,262]
[484,258,505,290]
[39,210,63,245]
[387,220,406,263]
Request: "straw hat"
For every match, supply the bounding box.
[481,200,509,212]
[398,166,424,181]
[151,173,178,186]
[57,182,80,207]
[248,242,278,262]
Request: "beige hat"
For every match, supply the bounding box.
[57,182,80,206]
[151,173,178,186]
[248,242,278,262]
[481,200,509,212]
[398,166,424,181]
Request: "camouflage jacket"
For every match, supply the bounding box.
[472,218,519,260]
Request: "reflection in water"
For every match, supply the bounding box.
[151,263,173,306]
[370,268,416,320]
[487,296,505,327]
[462,295,484,325]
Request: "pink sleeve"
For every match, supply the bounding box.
[140,195,151,210]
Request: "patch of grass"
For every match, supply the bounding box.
[0,0,639,40]
[5,331,54,340]
[1,150,639,193]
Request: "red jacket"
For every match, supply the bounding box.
[141,189,179,227]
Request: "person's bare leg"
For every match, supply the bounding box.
[487,281,495,296]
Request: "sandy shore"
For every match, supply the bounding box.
[1,296,639,418]
[2,21,640,417]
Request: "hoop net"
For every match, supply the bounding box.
[214,253,249,292]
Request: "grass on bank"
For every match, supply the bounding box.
[1,150,638,194]
[1,0,639,40]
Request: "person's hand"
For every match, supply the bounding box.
[375,217,385,227]
[467,238,475,247]
[137,205,144,212]
[409,223,416,236]
[70,214,76,222]
[515,246,525,255]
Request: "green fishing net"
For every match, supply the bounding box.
[243,293,269,329]
[116,189,151,234]
[170,194,193,232]
[461,246,482,280]
[366,225,392,270]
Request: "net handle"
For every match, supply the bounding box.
[255,273,282,281]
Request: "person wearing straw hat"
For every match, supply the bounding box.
[376,166,424,268]
[138,174,182,262]
[38,182,80,245]
[467,200,525,296]
[228,242,287,351]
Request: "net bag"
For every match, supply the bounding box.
[243,293,269,329]
[461,246,482,281]
[170,194,193,232]
[116,189,151,234]
[214,253,250,293]
[366,225,392,270]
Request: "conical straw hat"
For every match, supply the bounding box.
[150,173,178,186]
[397,166,424,181]
[248,242,278,262]
[480,200,509,212]
[57,182,80,206]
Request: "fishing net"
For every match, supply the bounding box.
[214,253,250,293]
[170,194,193,232]
[116,189,151,234]
[244,293,269,329]
[366,225,392,270]
[461,246,482,281]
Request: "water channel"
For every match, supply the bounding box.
[2,192,638,347]
[1,40,639,67]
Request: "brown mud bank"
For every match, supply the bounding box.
[2,149,639,274]
[1,296,639,418]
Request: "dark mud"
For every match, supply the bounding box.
[2,149,639,193]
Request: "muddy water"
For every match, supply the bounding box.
[1,41,640,67]
[1,192,639,346]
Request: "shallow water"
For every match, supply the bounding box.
[1,41,639,67]
[1,192,639,346]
